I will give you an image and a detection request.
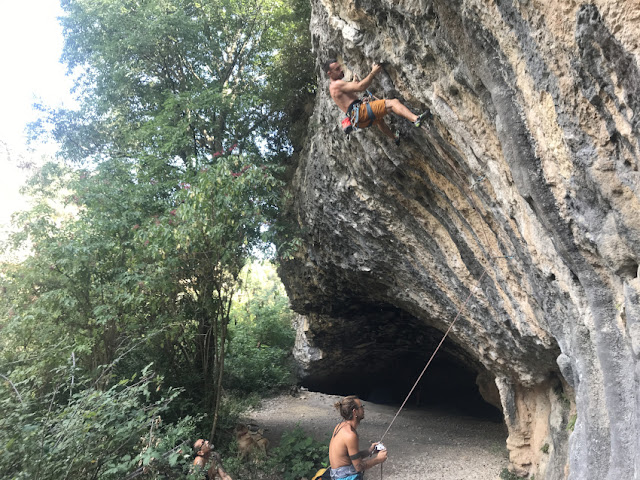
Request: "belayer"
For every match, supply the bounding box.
[328,395,387,479]
[325,59,431,142]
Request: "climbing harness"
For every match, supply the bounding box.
[343,91,378,134]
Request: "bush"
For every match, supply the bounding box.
[225,261,296,395]
[0,364,195,480]
[225,321,295,394]
[267,426,329,480]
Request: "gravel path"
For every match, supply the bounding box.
[245,390,509,480]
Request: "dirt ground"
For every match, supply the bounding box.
[244,390,509,480]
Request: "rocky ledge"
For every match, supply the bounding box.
[279,1,640,479]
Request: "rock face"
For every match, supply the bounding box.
[279,0,640,479]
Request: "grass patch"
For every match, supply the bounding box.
[499,469,530,480]
[567,414,577,432]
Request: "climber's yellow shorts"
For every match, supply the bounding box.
[356,99,387,127]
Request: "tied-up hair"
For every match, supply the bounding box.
[334,395,360,420]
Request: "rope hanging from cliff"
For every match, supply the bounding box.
[378,173,504,443]
[377,162,512,447]
[379,270,487,443]
[336,61,511,465]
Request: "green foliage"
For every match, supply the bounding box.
[553,384,571,410]
[223,438,269,480]
[3,0,312,475]
[567,414,577,432]
[267,427,329,480]
[1,160,163,384]
[225,324,294,394]
[541,443,549,454]
[260,0,316,152]
[225,261,296,395]
[0,364,195,479]
[44,0,314,167]
[214,425,329,480]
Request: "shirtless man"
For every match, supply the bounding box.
[329,395,388,479]
[325,59,430,141]
[192,439,233,480]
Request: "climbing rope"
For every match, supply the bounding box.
[339,63,513,477]
[375,254,494,479]
[376,148,513,449]
[379,269,488,443]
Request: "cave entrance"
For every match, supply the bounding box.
[304,351,502,421]
[300,306,504,422]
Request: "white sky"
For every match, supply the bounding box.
[0,1,74,241]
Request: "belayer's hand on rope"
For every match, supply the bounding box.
[368,441,386,454]
[370,442,387,480]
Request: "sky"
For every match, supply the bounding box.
[0,1,74,241]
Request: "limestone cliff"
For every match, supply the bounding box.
[279,1,640,478]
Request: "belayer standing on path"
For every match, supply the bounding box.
[328,395,388,479]
[325,59,431,143]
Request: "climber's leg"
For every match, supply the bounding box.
[376,120,396,140]
[385,99,432,127]
[385,99,418,123]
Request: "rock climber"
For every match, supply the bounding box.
[192,439,233,480]
[325,59,431,142]
[329,395,388,479]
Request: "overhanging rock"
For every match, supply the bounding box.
[279,1,640,478]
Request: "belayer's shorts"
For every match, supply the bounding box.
[330,465,364,480]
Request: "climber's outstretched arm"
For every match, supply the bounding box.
[339,63,383,94]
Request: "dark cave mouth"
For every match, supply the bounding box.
[302,355,504,422]
[298,303,505,422]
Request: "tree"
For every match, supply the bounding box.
[1,159,167,380]
[134,155,284,439]
[225,261,296,395]
[45,0,314,167]
[21,0,313,443]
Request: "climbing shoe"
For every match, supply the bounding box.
[413,108,432,128]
